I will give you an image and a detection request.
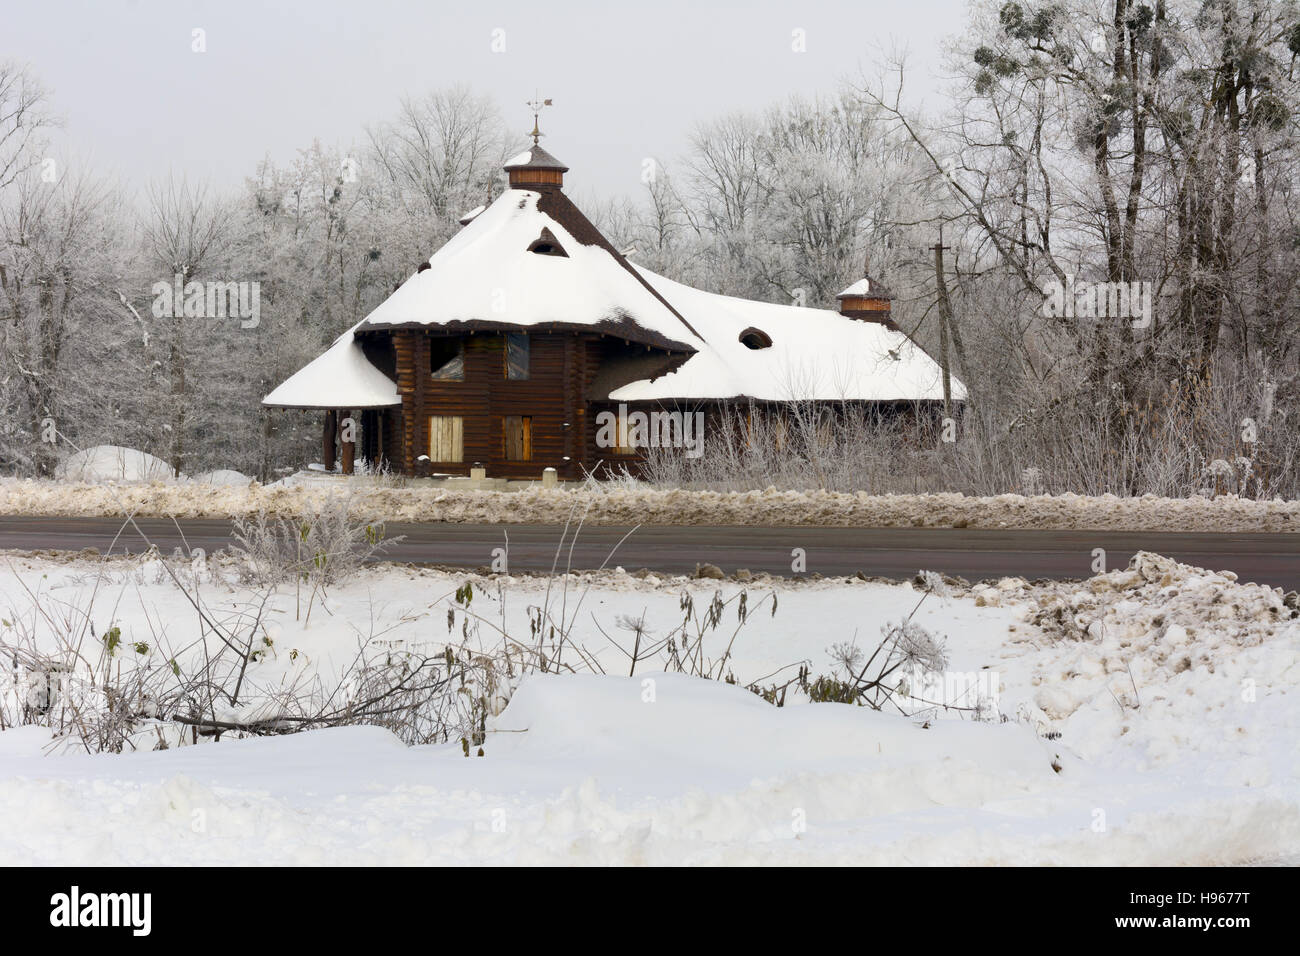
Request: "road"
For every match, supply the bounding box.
[0,516,1296,588]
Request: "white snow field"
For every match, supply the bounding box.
[0,551,1296,865]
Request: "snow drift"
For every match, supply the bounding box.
[54,445,173,483]
[1,476,1297,531]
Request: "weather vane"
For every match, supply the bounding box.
[526,94,553,146]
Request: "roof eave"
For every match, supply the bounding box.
[358,317,699,355]
[261,399,402,410]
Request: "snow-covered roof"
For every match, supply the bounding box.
[607,267,966,404]
[355,188,701,352]
[263,160,960,410]
[262,321,400,409]
[504,145,569,172]
[837,274,895,301]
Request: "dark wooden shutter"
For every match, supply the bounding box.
[503,415,532,461]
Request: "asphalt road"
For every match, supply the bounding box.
[0,516,1296,589]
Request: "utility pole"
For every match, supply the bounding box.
[930,228,954,422]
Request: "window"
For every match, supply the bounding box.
[503,416,532,461]
[505,333,529,379]
[428,416,464,462]
[738,327,773,350]
[430,338,464,380]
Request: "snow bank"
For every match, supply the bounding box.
[2,670,1294,865]
[492,671,1058,788]
[982,552,1300,780]
[0,479,1296,531]
[54,445,173,483]
[192,469,254,487]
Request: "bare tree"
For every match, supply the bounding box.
[0,62,53,195]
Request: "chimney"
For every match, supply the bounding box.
[504,145,568,190]
[836,274,896,327]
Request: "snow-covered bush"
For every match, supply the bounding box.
[230,496,397,590]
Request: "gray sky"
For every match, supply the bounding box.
[6,0,971,200]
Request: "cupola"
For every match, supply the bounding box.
[505,145,569,189]
[836,273,895,327]
[506,97,568,189]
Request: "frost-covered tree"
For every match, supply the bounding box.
[614,93,917,309]
[0,164,125,475]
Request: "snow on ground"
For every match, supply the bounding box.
[0,550,1296,865]
[0,475,1296,531]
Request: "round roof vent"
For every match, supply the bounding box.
[739,327,773,350]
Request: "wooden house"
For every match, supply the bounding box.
[262,144,965,479]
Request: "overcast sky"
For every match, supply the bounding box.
[5,0,972,201]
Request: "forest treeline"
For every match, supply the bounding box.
[2,0,1297,496]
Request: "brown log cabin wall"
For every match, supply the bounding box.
[383,328,589,479]
[394,330,418,474]
[357,332,944,479]
[381,405,402,474]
